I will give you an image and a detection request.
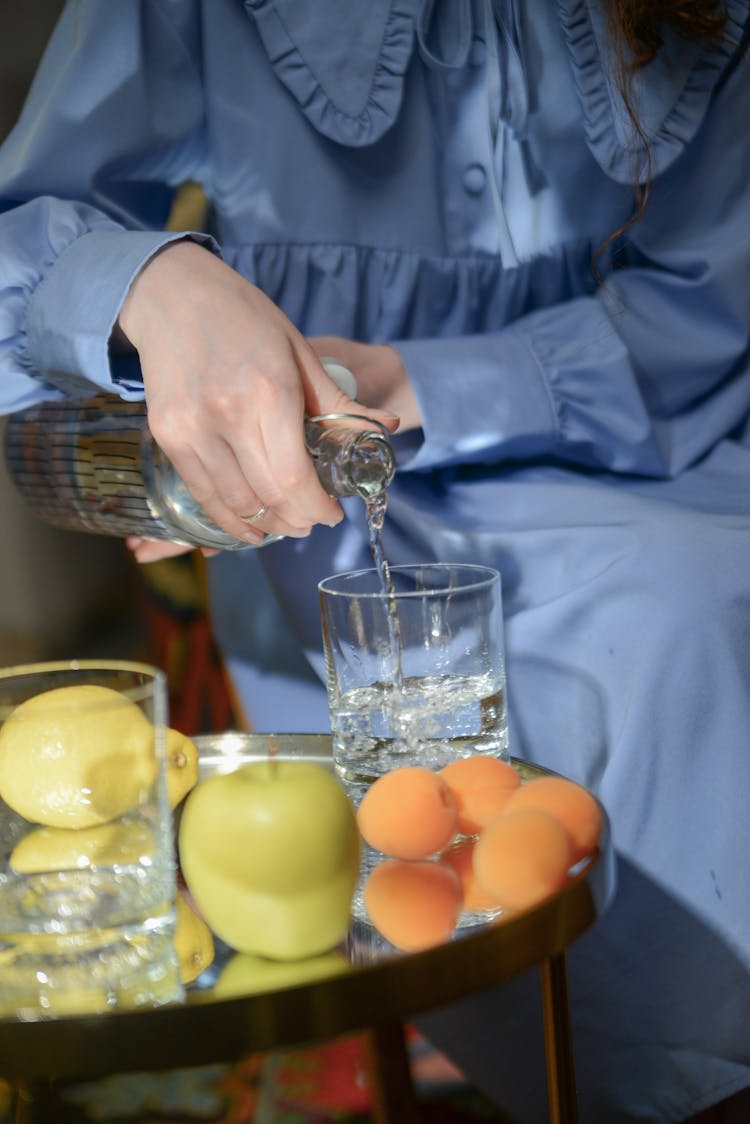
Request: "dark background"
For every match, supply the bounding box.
[0,1,65,137]
[0,2,136,664]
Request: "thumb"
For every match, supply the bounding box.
[305,354,401,433]
[319,357,358,399]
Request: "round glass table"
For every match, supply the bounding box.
[0,733,616,1124]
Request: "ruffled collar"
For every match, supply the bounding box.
[242,0,419,146]
[557,0,750,183]
[243,0,750,169]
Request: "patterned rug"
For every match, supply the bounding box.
[47,1029,500,1122]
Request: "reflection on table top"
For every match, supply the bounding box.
[0,733,616,1085]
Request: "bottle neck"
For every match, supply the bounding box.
[304,413,395,499]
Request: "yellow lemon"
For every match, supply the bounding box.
[0,983,114,1019]
[173,891,215,984]
[0,685,157,829]
[9,816,156,874]
[165,728,200,809]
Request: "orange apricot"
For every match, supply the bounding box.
[503,776,602,863]
[440,839,504,914]
[357,766,458,859]
[364,859,463,951]
[473,809,574,914]
[439,755,521,835]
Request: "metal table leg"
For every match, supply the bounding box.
[9,1080,61,1124]
[364,1021,419,1123]
[540,953,579,1124]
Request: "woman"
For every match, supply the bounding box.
[1,1,749,1118]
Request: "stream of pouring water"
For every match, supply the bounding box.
[365,492,403,692]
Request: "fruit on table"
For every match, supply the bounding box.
[0,973,114,1019]
[165,728,200,809]
[0,685,157,828]
[173,891,215,985]
[364,858,463,951]
[439,755,521,835]
[214,949,349,999]
[9,815,156,874]
[356,766,458,859]
[357,764,602,937]
[472,808,575,913]
[439,838,504,914]
[502,776,603,863]
[178,760,360,959]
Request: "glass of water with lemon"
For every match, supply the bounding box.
[0,661,183,1018]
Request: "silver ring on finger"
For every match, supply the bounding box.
[241,503,268,525]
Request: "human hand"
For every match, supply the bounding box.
[116,243,398,544]
[125,537,218,565]
[309,337,422,432]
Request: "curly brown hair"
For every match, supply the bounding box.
[594,1,728,277]
[610,0,728,70]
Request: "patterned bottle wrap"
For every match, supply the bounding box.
[4,394,174,540]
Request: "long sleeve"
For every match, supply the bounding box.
[0,0,206,413]
[394,43,750,480]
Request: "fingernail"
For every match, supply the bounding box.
[242,530,265,545]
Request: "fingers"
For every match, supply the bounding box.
[173,438,323,544]
[126,537,197,563]
[151,414,347,545]
[240,502,268,525]
[151,354,344,539]
[236,343,347,530]
[126,537,223,562]
[128,252,372,540]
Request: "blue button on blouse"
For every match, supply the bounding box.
[461,162,487,194]
[469,36,486,67]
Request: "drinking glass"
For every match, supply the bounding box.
[0,660,182,1018]
[319,563,508,795]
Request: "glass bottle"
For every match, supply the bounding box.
[3,368,394,550]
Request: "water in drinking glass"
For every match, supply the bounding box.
[319,560,508,796]
[332,670,508,783]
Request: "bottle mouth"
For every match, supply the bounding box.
[305,413,395,499]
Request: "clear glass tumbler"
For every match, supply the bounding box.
[0,660,182,1019]
[319,563,508,794]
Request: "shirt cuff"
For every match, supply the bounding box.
[391,332,560,472]
[26,227,218,399]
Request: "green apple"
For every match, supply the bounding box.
[178,760,359,960]
[213,949,349,999]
